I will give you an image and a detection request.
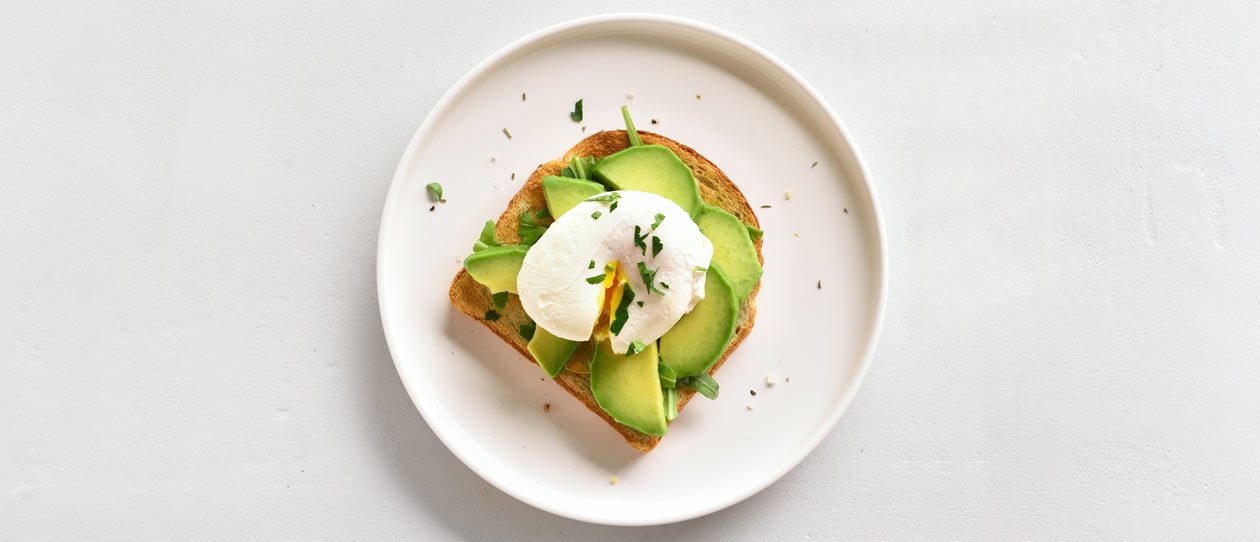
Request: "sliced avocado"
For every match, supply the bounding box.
[528,326,581,377]
[463,244,527,294]
[592,145,702,218]
[659,265,739,376]
[590,340,668,435]
[696,206,763,301]
[541,176,604,218]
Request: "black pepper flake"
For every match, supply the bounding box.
[542,403,550,412]
[430,206,435,211]
[651,118,659,124]
[811,161,818,168]
[522,92,526,101]
[511,173,516,180]
[761,205,771,209]
[817,280,822,289]
[696,94,702,100]
[843,208,849,214]
[750,390,757,396]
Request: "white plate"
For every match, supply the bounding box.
[377,14,886,526]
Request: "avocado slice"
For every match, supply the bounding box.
[659,265,739,377]
[592,145,703,218]
[528,326,581,377]
[463,244,528,294]
[541,175,605,218]
[590,340,668,435]
[696,206,763,301]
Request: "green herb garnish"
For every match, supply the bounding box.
[663,387,679,421]
[605,262,615,272]
[591,211,602,220]
[519,322,536,340]
[535,208,550,220]
[746,224,764,240]
[589,260,596,269]
[651,236,663,258]
[518,212,547,245]
[609,201,618,213]
[637,262,666,296]
[651,213,665,230]
[491,291,509,309]
[681,373,719,399]
[473,220,500,252]
[484,310,501,322]
[634,226,649,255]
[569,155,587,180]
[585,192,622,203]
[585,273,607,284]
[621,105,643,147]
[560,166,573,177]
[609,283,635,335]
[695,266,708,273]
[502,128,512,139]
[659,363,679,387]
[570,99,583,122]
[637,301,644,307]
[426,182,443,200]
[660,282,669,290]
[627,340,646,356]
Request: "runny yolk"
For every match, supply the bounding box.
[592,261,628,340]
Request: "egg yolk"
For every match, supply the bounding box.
[591,261,629,341]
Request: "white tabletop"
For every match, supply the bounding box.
[4,2,1258,540]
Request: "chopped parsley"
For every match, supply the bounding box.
[585,273,607,284]
[609,283,635,335]
[633,226,649,255]
[651,213,665,230]
[660,282,670,290]
[570,99,583,122]
[426,182,443,200]
[518,322,536,340]
[502,128,512,139]
[605,263,615,272]
[484,310,501,322]
[491,291,509,310]
[626,340,646,356]
[584,192,622,203]
[518,212,547,245]
[609,201,618,213]
[695,266,708,273]
[588,260,595,269]
[651,235,663,258]
[591,211,602,220]
[637,262,666,296]
[636,301,644,307]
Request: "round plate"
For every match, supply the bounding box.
[377,14,886,526]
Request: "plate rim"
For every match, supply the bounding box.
[376,12,889,526]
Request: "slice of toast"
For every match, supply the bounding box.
[448,130,763,452]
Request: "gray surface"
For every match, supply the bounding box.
[4,1,1259,539]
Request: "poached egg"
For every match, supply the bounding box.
[517,190,713,354]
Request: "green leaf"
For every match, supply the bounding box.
[609,283,635,335]
[518,212,547,245]
[484,309,501,322]
[651,213,665,230]
[518,322,536,340]
[663,387,679,421]
[609,201,618,213]
[634,225,648,255]
[651,235,663,258]
[570,99,583,122]
[569,156,587,180]
[585,273,607,284]
[627,340,646,356]
[473,220,500,251]
[637,262,666,296]
[591,210,602,220]
[660,282,669,290]
[681,373,719,399]
[472,240,489,252]
[588,260,596,269]
[636,300,644,307]
[694,266,708,273]
[585,192,622,203]
[659,363,678,386]
[560,166,574,177]
[535,208,550,220]
[491,291,509,309]
[745,224,764,241]
[621,105,643,147]
[426,182,443,200]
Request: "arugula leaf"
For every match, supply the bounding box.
[651,236,663,258]
[518,212,547,245]
[651,213,665,230]
[637,262,666,296]
[518,322,536,340]
[681,373,719,399]
[473,220,500,251]
[560,166,574,177]
[609,283,635,335]
[484,310,501,322]
[585,273,607,284]
[570,99,583,122]
[585,192,622,203]
[426,182,443,200]
[569,156,587,180]
[634,225,648,256]
[535,208,550,220]
[745,224,764,240]
[491,291,509,310]
[627,340,646,356]
[663,386,679,421]
[621,105,643,147]
[659,363,679,386]
[591,211,602,220]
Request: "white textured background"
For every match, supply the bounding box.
[4,1,1259,540]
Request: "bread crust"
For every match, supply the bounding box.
[448,130,763,452]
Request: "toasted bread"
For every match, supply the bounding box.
[448,130,763,452]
